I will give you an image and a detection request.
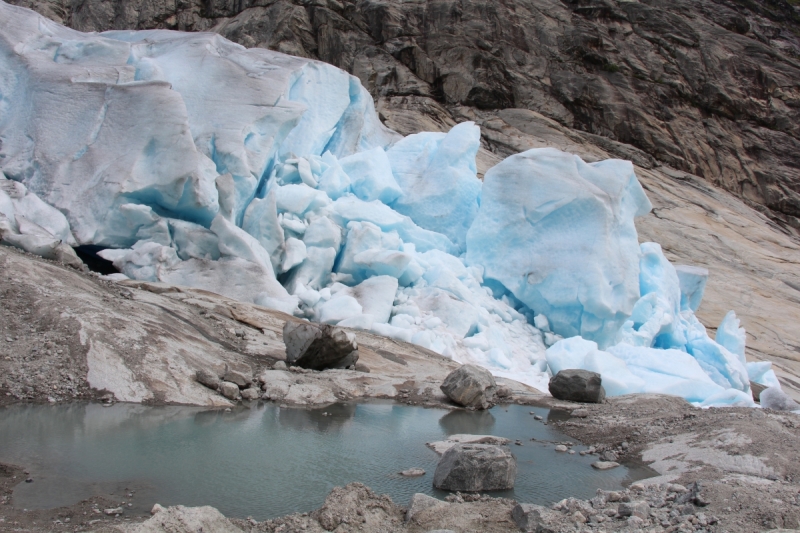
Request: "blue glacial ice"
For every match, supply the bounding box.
[0,1,775,406]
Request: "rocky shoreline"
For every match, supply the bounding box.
[2,393,799,532]
[1,247,800,532]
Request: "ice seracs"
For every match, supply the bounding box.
[0,1,779,407]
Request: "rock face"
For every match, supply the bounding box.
[549,369,606,403]
[12,0,800,234]
[440,364,497,409]
[283,321,359,370]
[432,443,516,491]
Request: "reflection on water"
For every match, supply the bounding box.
[438,408,495,434]
[277,402,357,433]
[0,402,655,520]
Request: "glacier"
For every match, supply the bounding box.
[0,1,779,406]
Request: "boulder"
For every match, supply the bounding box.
[760,386,800,411]
[223,362,252,388]
[439,364,497,409]
[195,369,219,390]
[432,443,516,491]
[219,381,240,401]
[283,321,359,371]
[548,369,606,403]
[240,387,260,401]
[405,493,448,522]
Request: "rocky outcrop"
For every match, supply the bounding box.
[440,364,497,409]
[432,443,516,491]
[130,504,243,533]
[10,0,800,233]
[549,369,606,403]
[283,321,359,370]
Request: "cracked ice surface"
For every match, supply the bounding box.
[0,2,777,404]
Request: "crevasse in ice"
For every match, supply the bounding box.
[0,2,779,405]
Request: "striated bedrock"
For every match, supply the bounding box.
[8,0,800,233]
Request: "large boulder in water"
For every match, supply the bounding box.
[549,369,606,403]
[283,321,359,370]
[433,443,516,491]
[440,364,497,409]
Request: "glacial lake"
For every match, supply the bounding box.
[0,402,655,519]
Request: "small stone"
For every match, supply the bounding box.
[399,468,426,477]
[668,483,688,493]
[104,507,123,516]
[626,516,645,527]
[25,478,32,483]
[591,461,620,470]
[555,445,568,452]
[534,415,543,421]
[272,361,288,370]
[572,510,587,523]
[150,504,165,515]
[354,362,370,373]
[618,500,650,519]
[621,441,629,450]
[600,450,618,462]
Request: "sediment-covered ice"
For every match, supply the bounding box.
[0,2,773,406]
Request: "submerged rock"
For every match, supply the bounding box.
[283,321,359,371]
[548,369,606,403]
[432,443,516,491]
[591,461,620,470]
[439,364,496,409]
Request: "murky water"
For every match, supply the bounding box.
[0,402,654,519]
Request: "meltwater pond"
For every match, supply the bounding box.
[0,402,655,519]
